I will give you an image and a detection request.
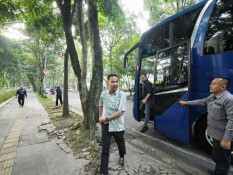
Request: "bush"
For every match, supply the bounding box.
[0,88,17,104]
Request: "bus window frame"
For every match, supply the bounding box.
[154,40,190,92]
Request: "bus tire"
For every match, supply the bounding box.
[195,115,233,164]
[194,115,212,155]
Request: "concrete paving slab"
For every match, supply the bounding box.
[19,132,48,147]
[12,143,49,175]
[0,118,14,140]
[12,141,82,175]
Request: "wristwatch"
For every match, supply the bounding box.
[106,116,109,121]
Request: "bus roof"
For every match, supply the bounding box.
[141,0,208,41]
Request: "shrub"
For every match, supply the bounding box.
[0,88,17,104]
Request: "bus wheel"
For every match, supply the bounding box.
[194,115,212,155]
[195,115,233,164]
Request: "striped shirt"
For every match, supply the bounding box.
[99,89,126,132]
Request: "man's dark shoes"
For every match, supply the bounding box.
[140,126,149,133]
[207,169,215,175]
[119,157,124,167]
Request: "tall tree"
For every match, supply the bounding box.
[0,35,23,87]
[56,0,103,131]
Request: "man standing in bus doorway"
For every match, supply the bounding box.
[98,74,126,175]
[140,74,153,133]
[16,87,27,107]
[178,78,233,175]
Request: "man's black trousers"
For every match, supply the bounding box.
[18,97,25,106]
[213,139,232,175]
[100,124,126,174]
[56,96,63,106]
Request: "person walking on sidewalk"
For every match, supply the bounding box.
[178,77,233,175]
[140,74,153,133]
[56,85,63,107]
[98,74,127,175]
[16,87,27,107]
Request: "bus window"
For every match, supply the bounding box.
[172,7,203,45]
[155,43,188,93]
[141,5,203,57]
[204,0,233,55]
[140,56,155,83]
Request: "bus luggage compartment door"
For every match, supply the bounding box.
[155,91,190,144]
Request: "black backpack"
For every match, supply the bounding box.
[19,89,24,97]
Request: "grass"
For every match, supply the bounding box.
[36,93,53,104]
[36,93,54,113]
[76,130,97,156]
[76,130,90,142]
[0,88,17,104]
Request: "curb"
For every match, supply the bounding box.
[69,107,84,118]
[0,97,15,108]
[125,126,215,170]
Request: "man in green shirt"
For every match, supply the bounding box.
[99,74,127,175]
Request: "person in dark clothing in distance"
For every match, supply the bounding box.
[16,87,27,107]
[179,78,233,175]
[140,74,153,133]
[56,86,63,107]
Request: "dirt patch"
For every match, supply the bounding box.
[40,100,101,174]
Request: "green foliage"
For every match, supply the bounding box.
[36,93,53,103]
[0,34,27,87]
[76,130,89,142]
[0,1,19,27]
[0,88,17,104]
[76,130,96,155]
[98,0,125,23]
[144,0,202,25]
[18,0,63,42]
[101,12,140,92]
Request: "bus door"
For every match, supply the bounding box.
[139,55,156,122]
[154,42,190,144]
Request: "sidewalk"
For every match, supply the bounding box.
[0,91,86,175]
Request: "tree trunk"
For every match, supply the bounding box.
[62,49,69,117]
[86,0,103,134]
[56,0,103,135]
[56,0,88,120]
[77,0,87,80]
[27,75,36,92]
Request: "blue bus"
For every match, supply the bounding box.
[124,0,233,153]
